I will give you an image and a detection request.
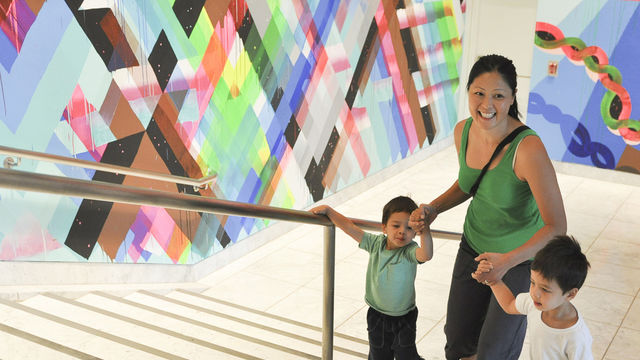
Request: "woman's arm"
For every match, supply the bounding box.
[475,135,566,282]
[410,120,470,231]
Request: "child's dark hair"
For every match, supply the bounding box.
[467,54,520,120]
[531,235,590,293]
[382,196,418,224]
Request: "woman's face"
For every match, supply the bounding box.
[468,71,515,130]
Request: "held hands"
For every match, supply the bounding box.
[409,204,437,235]
[471,252,510,285]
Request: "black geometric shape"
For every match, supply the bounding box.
[284,115,301,147]
[65,199,114,259]
[168,89,189,111]
[237,10,253,44]
[93,131,145,184]
[149,30,177,92]
[145,117,197,195]
[304,127,340,202]
[65,1,113,69]
[242,11,278,97]
[271,87,284,111]
[172,0,205,37]
[346,20,378,109]
[400,27,420,73]
[421,105,435,145]
[216,225,231,248]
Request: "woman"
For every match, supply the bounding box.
[409,54,566,360]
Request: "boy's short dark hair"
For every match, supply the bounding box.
[531,235,590,293]
[382,196,418,225]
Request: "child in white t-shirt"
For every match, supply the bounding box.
[474,235,593,360]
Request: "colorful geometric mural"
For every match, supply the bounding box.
[0,0,462,264]
[528,0,640,173]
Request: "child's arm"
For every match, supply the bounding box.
[473,261,521,314]
[415,208,433,262]
[488,281,521,315]
[310,205,364,243]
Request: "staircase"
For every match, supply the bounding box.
[0,287,369,359]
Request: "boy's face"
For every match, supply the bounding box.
[382,211,416,250]
[529,270,577,312]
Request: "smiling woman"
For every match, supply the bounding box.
[409,54,567,360]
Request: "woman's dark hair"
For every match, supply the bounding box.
[382,196,418,225]
[466,54,521,120]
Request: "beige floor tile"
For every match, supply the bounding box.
[416,319,446,360]
[334,305,368,340]
[585,319,619,360]
[566,212,610,242]
[414,279,449,322]
[587,238,640,269]
[202,271,300,311]
[305,260,367,302]
[599,219,640,245]
[242,247,323,286]
[621,296,640,331]
[563,179,632,219]
[572,286,634,326]
[285,227,361,263]
[626,187,640,205]
[416,253,456,287]
[556,173,584,200]
[613,202,640,225]
[584,260,640,295]
[603,327,640,360]
[265,285,363,329]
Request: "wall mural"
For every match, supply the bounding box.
[0,0,462,263]
[528,0,640,173]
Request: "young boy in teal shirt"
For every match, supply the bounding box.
[312,196,432,359]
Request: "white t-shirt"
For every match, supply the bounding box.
[515,293,593,360]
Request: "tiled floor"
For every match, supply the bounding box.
[198,143,640,360]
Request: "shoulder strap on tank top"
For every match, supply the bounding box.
[468,125,530,196]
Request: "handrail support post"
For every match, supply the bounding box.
[322,225,335,360]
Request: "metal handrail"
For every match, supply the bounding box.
[0,145,217,189]
[0,167,461,359]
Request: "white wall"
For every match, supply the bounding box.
[457,0,539,123]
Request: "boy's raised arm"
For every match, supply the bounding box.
[489,281,520,315]
[311,205,364,243]
[415,208,433,262]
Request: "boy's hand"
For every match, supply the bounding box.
[476,259,494,273]
[472,260,494,285]
[310,205,331,215]
[409,204,435,235]
[473,252,509,284]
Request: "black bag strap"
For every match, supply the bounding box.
[469,125,530,196]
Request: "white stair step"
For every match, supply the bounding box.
[0,298,166,359]
[167,288,369,357]
[0,323,94,359]
[80,291,320,359]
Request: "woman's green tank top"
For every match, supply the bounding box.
[458,117,544,254]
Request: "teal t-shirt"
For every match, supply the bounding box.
[359,232,419,316]
[458,117,544,254]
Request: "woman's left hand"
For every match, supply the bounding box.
[472,252,511,283]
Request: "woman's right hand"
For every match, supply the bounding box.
[409,204,437,234]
